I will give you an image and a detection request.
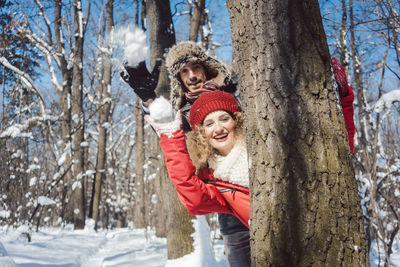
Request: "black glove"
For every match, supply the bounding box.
[120,59,162,102]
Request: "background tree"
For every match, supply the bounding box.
[89,0,114,230]
[321,1,400,264]
[146,0,194,259]
[226,0,368,265]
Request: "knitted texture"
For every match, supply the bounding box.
[146,97,182,138]
[165,41,232,109]
[189,90,241,128]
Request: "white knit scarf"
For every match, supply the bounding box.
[207,139,249,188]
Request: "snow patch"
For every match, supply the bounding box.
[72,181,82,191]
[37,196,56,206]
[374,89,400,113]
[112,25,149,67]
[149,96,176,123]
[165,215,219,267]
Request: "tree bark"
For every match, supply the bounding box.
[188,0,205,42]
[70,0,87,229]
[133,97,146,228]
[89,0,113,230]
[226,1,368,266]
[146,0,194,259]
[54,0,74,224]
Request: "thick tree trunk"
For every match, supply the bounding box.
[90,0,113,229]
[226,1,368,266]
[146,0,194,259]
[70,0,86,229]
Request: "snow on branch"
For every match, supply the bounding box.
[0,115,58,139]
[16,26,61,68]
[374,90,400,113]
[15,27,62,92]
[34,0,52,39]
[0,56,47,113]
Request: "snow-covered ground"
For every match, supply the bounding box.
[0,216,227,267]
[1,217,400,267]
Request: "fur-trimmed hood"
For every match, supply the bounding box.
[166,41,233,110]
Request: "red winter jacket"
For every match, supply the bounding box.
[159,89,356,229]
[160,129,250,227]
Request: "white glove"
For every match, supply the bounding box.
[145,97,182,137]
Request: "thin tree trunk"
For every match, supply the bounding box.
[90,0,113,230]
[350,0,374,251]
[70,0,86,229]
[146,0,194,259]
[133,97,146,228]
[227,1,368,266]
[188,0,205,42]
[54,0,74,224]
[339,0,349,72]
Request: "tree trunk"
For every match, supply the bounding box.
[146,0,194,259]
[70,0,86,229]
[188,0,205,42]
[226,1,369,266]
[90,0,113,230]
[54,0,74,224]
[339,0,349,73]
[133,97,146,228]
[349,0,374,251]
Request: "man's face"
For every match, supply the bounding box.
[179,62,207,92]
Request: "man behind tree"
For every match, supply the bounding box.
[121,41,251,266]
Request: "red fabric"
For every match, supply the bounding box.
[189,90,241,129]
[331,57,349,98]
[340,85,355,153]
[159,129,250,228]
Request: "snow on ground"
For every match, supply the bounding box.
[0,227,167,267]
[2,218,400,267]
[0,216,227,267]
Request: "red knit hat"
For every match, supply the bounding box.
[189,90,241,129]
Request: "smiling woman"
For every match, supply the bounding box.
[145,90,250,227]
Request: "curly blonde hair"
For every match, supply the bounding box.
[186,112,244,172]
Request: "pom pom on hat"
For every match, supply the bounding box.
[189,90,241,129]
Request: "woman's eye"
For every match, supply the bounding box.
[204,122,213,127]
[220,116,230,122]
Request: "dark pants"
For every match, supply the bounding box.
[222,230,251,267]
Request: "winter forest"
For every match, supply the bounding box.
[1,0,400,266]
